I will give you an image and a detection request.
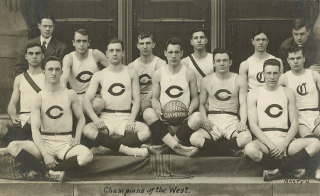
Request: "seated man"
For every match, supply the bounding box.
[7,57,93,182]
[245,58,320,181]
[143,37,204,157]
[190,48,251,155]
[279,45,320,138]
[82,39,151,157]
[0,42,45,154]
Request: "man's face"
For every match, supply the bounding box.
[164,44,183,67]
[73,33,90,54]
[252,33,269,52]
[190,31,207,50]
[263,65,280,88]
[287,50,305,72]
[213,53,232,73]
[106,43,124,65]
[43,61,62,84]
[25,46,43,67]
[38,18,54,39]
[292,27,310,46]
[137,37,155,56]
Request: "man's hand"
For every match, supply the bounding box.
[69,138,80,147]
[93,118,107,130]
[269,142,286,159]
[10,116,20,127]
[157,109,165,121]
[309,64,320,73]
[236,122,248,133]
[202,118,213,131]
[43,153,56,169]
[125,119,135,134]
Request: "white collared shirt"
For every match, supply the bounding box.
[40,36,52,48]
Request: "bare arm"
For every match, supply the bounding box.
[278,74,288,87]
[128,67,141,121]
[312,71,320,91]
[83,72,101,123]
[7,75,22,125]
[152,69,162,117]
[239,61,249,83]
[187,68,199,114]
[199,76,213,131]
[93,49,109,68]
[237,75,248,126]
[283,88,299,145]
[69,90,85,142]
[181,57,189,67]
[60,54,72,88]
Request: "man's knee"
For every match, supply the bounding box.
[7,141,22,157]
[306,138,320,156]
[137,123,152,141]
[244,142,261,162]
[143,108,159,125]
[188,112,204,129]
[0,120,9,138]
[83,123,98,139]
[77,148,93,166]
[237,131,252,147]
[190,131,205,148]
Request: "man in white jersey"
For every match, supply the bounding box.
[0,42,45,155]
[181,28,214,93]
[7,57,93,182]
[239,27,283,91]
[82,39,151,157]
[189,48,251,155]
[279,45,320,138]
[128,32,166,115]
[143,37,204,157]
[60,29,108,113]
[245,59,320,181]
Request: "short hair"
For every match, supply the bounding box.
[25,42,45,54]
[38,12,56,24]
[293,18,311,31]
[106,38,124,51]
[138,32,154,42]
[251,27,270,39]
[263,59,281,71]
[74,29,90,40]
[212,48,232,61]
[190,28,206,39]
[42,56,61,70]
[287,44,304,57]
[165,37,182,51]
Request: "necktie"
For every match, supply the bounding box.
[42,40,46,49]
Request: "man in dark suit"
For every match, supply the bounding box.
[15,13,67,75]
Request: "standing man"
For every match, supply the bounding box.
[245,58,320,181]
[279,18,320,73]
[239,27,283,91]
[143,37,204,157]
[128,32,166,114]
[7,57,93,182]
[279,45,320,138]
[15,13,67,75]
[82,39,151,157]
[190,48,251,155]
[181,28,214,92]
[60,29,109,112]
[0,42,45,154]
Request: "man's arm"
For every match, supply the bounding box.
[93,49,109,68]
[312,71,320,91]
[181,57,189,67]
[278,74,288,87]
[199,76,212,131]
[187,68,199,114]
[60,54,72,88]
[237,75,248,131]
[69,89,85,146]
[7,75,22,126]
[151,69,162,117]
[239,60,249,82]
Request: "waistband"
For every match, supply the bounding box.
[41,131,73,136]
[77,91,86,95]
[207,110,238,116]
[102,109,131,113]
[261,128,287,132]
[299,108,319,112]
[20,112,30,115]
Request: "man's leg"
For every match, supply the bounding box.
[119,122,151,147]
[299,124,313,138]
[228,130,252,149]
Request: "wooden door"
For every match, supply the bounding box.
[131,0,211,63]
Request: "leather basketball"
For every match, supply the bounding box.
[162,100,188,122]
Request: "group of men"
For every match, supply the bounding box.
[0,12,320,182]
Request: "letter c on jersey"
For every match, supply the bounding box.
[108,83,125,96]
[256,72,265,83]
[45,106,64,119]
[264,104,283,118]
[296,83,309,96]
[165,85,183,98]
[139,74,152,85]
[76,71,93,83]
[214,89,232,101]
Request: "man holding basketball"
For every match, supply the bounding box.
[143,37,204,157]
[189,48,252,155]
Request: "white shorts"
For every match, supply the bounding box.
[41,134,73,160]
[258,130,289,157]
[19,113,30,127]
[207,114,239,140]
[298,110,320,131]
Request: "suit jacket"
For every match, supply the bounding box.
[15,36,68,75]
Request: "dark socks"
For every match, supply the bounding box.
[15,149,47,174]
[260,153,280,169]
[279,148,311,173]
[201,138,232,156]
[53,156,81,171]
[94,132,121,151]
[223,137,241,150]
[119,132,142,147]
[175,122,194,146]
[304,135,317,138]
[149,120,168,145]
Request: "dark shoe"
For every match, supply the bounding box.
[230,149,246,157]
[27,171,43,181]
[173,143,198,157]
[263,169,283,181]
[46,170,65,182]
[286,168,306,179]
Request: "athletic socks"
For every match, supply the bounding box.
[260,153,281,169]
[201,138,232,156]
[15,149,47,174]
[53,156,81,171]
[149,120,168,144]
[278,148,311,173]
[223,137,242,150]
[175,122,194,146]
[119,132,143,147]
[94,132,121,151]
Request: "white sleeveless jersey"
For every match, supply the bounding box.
[257,86,288,130]
[68,49,99,94]
[19,72,45,113]
[39,88,72,133]
[100,66,132,110]
[187,53,214,92]
[131,56,165,95]
[208,73,239,113]
[160,65,190,107]
[286,69,318,110]
[247,54,277,91]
